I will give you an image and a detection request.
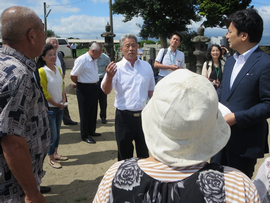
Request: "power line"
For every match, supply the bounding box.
[47,0,85,7]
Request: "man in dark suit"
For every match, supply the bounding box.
[212,8,270,178]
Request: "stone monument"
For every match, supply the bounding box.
[191,25,210,74]
[101,22,116,61]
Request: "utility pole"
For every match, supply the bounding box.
[44,2,51,40]
[109,0,113,33]
[109,0,115,60]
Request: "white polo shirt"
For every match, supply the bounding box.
[155,47,185,77]
[101,57,155,111]
[71,52,99,83]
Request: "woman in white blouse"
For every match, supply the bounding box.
[37,44,68,169]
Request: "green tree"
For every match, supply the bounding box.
[139,40,156,47]
[198,0,252,28]
[47,30,55,37]
[112,0,201,48]
[260,46,270,55]
[47,29,60,38]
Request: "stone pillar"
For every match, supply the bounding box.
[101,23,116,61]
[191,25,210,74]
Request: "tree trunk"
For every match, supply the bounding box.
[160,36,168,48]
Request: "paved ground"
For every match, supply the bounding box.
[42,58,270,203]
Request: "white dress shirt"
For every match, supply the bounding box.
[70,43,77,49]
[71,52,99,83]
[101,57,155,111]
[230,45,258,88]
[155,47,185,77]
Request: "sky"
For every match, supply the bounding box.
[0,0,269,44]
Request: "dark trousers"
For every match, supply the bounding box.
[211,148,257,178]
[76,82,98,140]
[115,109,149,161]
[98,78,107,119]
[72,49,77,59]
[63,95,72,123]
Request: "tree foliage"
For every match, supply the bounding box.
[47,30,55,37]
[260,46,270,55]
[112,0,201,47]
[47,29,60,38]
[198,0,252,28]
[139,40,156,47]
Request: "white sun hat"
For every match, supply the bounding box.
[142,69,230,167]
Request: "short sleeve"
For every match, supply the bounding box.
[155,48,165,63]
[70,57,84,76]
[93,161,123,203]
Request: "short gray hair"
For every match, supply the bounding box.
[90,42,103,52]
[0,6,41,44]
[46,37,58,44]
[119,34,137,47]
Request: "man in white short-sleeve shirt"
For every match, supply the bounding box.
[70,42,102,144]
[154,31,185,83]
[101,33,155,161]
[70,43,78,59]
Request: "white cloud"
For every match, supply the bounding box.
[50,15,108,39]
[0,1,269,42]
[113,16,143,38]
[0,2,20,14]
[49,14,143,39]
[35,0,81,16]
[188,18,227,38]
[257,5,270,36]
[0,0,81,16]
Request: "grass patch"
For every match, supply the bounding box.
[76,48,88,57]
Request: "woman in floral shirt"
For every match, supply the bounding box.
[93,70,260,203]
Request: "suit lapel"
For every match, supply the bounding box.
[228,47,261,97]
[222,58,235,99]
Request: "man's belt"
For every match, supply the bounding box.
[77,81,99,85]
[118,109,142,117]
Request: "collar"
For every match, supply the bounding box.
[86,51,95,62]
[121,56,139,67]
[168,46,178,54]
[233,45,258,62]
[1,45,36,71]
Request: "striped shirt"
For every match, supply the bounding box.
[93,159,260,203]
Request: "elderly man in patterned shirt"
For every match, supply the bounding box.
[0,6,50,203]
